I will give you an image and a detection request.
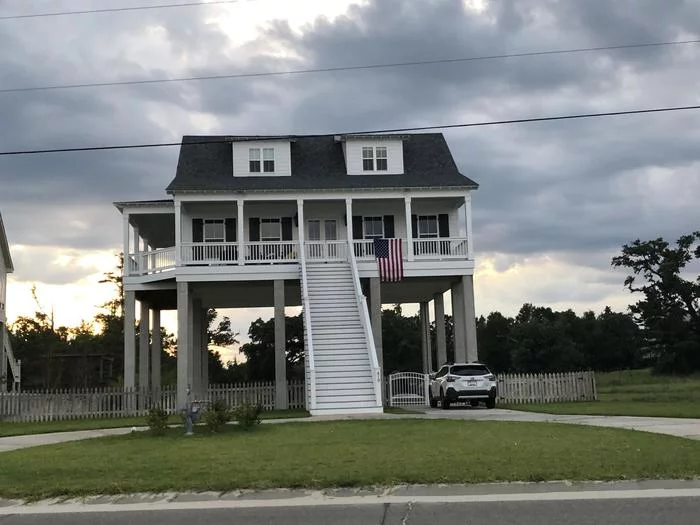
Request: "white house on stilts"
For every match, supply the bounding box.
[116,133,479,415]
[1,211,20,392]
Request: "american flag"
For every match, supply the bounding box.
[374,238,404,282]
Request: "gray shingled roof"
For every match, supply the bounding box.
[166,133,478,193]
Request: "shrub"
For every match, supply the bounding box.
[203,399,231,433]
[145,406,169,436]
[233,402,263,430]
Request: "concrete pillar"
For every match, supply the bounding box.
[369,277,383,374]
[123,291,136,390]
[433,292,447,367]
[461,275,479,362]
[274,279,288,410]
[201,307,209,394]
[451,281,466,363]
[192,299,202,398]
[419,302,431,373]
[177,282,194,408]
[138,300,150,391]
[151,308,161,392]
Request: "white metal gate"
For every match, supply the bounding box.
[387,372,429,407]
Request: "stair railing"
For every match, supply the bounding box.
[298,243,317,410]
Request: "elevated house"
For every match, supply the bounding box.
[1,211,20,392]
[116,133,479,414]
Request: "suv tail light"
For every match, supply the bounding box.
[486,374,495,381]
[446,375,457,382]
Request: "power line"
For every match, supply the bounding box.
[2,38,698,95]
[2,104,699,157]
[0,0,247,20]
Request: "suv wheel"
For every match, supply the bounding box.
[485,397,496,409]
[440,389,451,410]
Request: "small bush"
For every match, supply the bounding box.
[233,402,263,430]
[145,406,169,436]
[203,399,231,433]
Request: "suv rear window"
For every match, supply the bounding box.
[450,365,490,377]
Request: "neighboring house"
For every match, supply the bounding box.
[0,211,20,392]
[115,133,479,415]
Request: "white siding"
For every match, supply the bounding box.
[232,141,292,177]
[344,139,404,175]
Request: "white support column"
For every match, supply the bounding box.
[177,282,194,408]
[175,201,182,266]
[151,308,161,392]
[419,302,431,374]
[192,299,202,398]
[465,193,473,260]
[433,292,447,367]
[451,281,467,363]
[237,199,245,265]
[124,291,136,390]
[132,226,140,254]
[461,275,479,362]
[369,277,383,375]
[297,199,305,256]
[274,279,288,410]
[201,307,209,395]
[138,300,150,392]
[122,214,130,276]
[404,196,413,261]
[345,198,353,242]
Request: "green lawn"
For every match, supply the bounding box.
[504,369,700,418]
[1,419,699,500]
[0,409,310,438]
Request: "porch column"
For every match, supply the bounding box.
[122,213,130,276]
[138,300,150,392]
[177,282,194,408]
[404,196,414,261]
[345,198,353,241]
[419,302,432,373]
[175,201,182,266]
[369,277,383,374]
[460,275,479,362]
[237,199,245,265]
[123,291,136,390]
[151,308,161,392]
[192,299,202,398]
[433,292,447,366]
[464,193,473,259]
[201,306,209,394]
[297,199,305,257]
[274,279,288,410]
[451,280,467,363]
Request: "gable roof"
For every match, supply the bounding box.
[166,133,478,193]
[0,212,13,272]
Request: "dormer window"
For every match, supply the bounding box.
[362,146,388,171]
[249,147,275,173]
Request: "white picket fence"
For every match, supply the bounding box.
[0,380,306,423]
[496,371,597,404]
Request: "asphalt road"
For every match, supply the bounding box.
[2,498,699,525]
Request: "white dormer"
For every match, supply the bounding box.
[232,140,292,177]
[337,135,405,175]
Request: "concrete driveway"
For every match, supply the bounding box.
[417,407,700,440]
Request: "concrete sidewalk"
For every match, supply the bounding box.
[2,409,700,453]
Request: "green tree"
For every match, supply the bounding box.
[612,232,700,373]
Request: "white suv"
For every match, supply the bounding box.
[429,362,497,409]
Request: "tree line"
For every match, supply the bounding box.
[4,231,699,389]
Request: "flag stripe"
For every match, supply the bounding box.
[374,238,404,282]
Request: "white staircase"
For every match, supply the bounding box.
[1,325,21,392]
[302,261,382,415]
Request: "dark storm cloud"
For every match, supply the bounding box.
[1,0,699,296]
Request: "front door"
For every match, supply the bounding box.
[307,219,338,259]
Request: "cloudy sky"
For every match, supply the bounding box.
[1,0,699,356]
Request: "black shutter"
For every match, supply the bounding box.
[383,215,395,238]
[249,218,260,241]
[438,214,450,238]
[352,216,363,240]
[225,218,236,242]
[411,215,418,239]
[281,217,293,241]
[192,219,204,242]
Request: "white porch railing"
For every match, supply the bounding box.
[245,241,298,263]
[298,242,317,411]
[305,241,348,261]
[181,242,238,265]
[413,238,469,259]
